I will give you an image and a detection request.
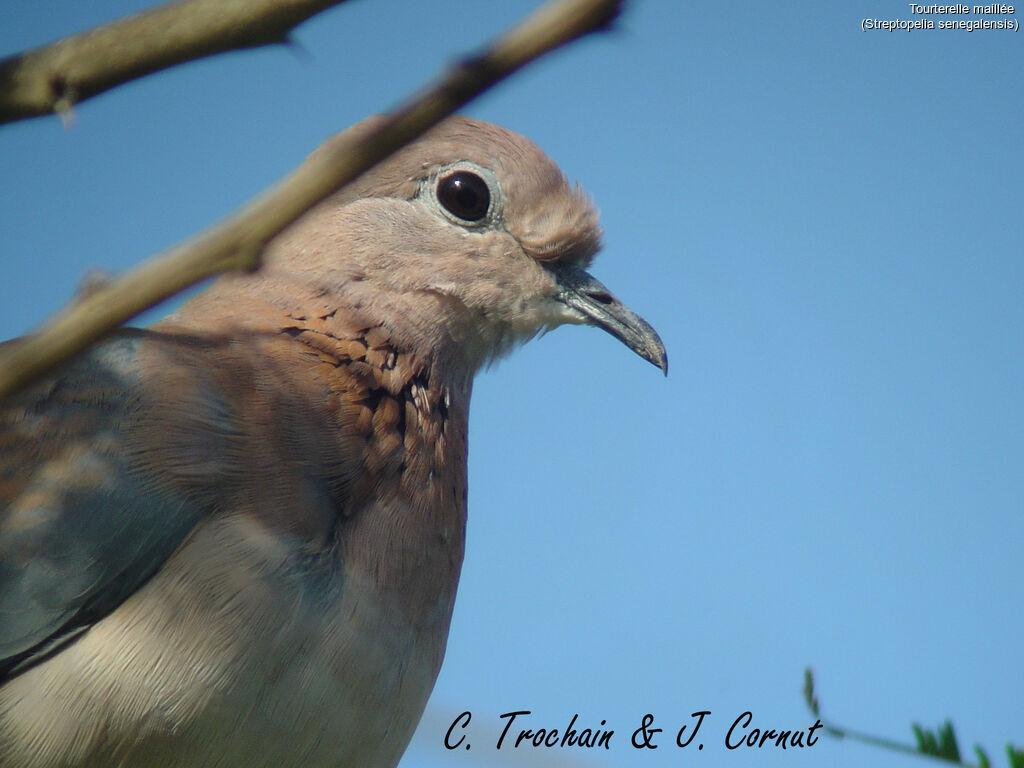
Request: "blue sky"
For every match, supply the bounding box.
[2,2,1022,767]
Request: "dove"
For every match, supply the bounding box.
[0,115,666,768]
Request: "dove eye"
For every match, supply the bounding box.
[436,171,491,223]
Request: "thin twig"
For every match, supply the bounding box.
[803,668,985,768]
[0,0,623,401]
[0,0,352,125]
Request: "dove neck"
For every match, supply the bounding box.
[173,270,503,384]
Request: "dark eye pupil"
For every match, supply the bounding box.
[437,171,490,222]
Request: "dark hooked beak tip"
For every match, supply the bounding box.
[551,263,668,376]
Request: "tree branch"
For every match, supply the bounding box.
[0,0,623,401]
[0,0,351,125]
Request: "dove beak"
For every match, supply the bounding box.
[550,263,668,375]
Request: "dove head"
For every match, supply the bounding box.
[216,116,667,377]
